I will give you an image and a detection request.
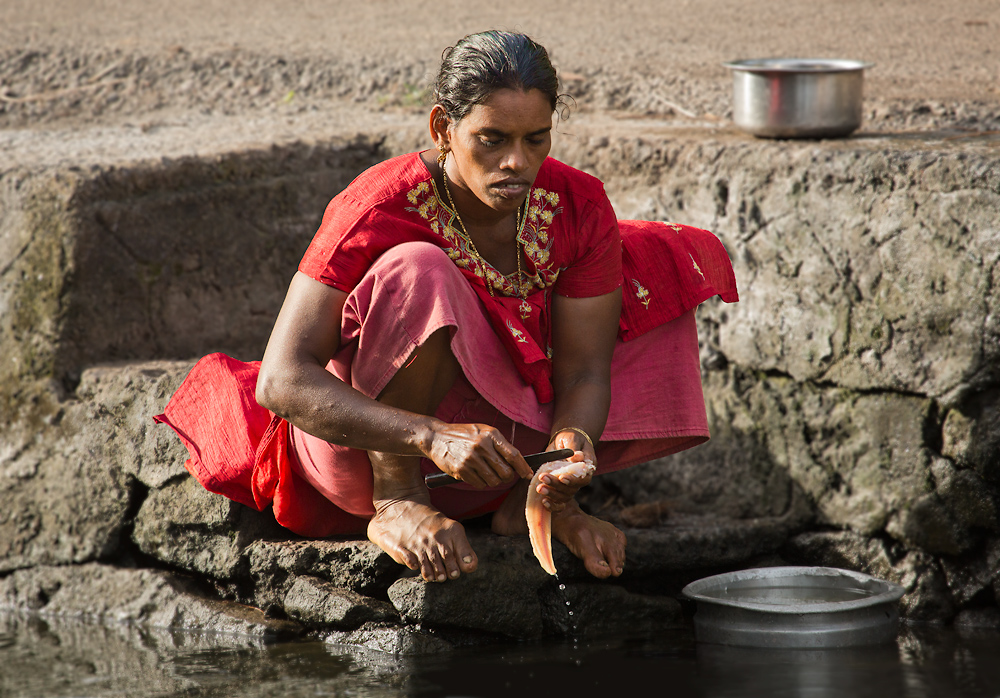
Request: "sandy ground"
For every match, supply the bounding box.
[2,0,998,129]
[2,0,998,97]
[1,0,998,176]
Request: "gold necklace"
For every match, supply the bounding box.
[440,155,528,299]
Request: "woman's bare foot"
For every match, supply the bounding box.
[368,492,478,582]
[491,479,530,535]
[366,326,480,583]
[551,501,626,579]
[491,477,626,579]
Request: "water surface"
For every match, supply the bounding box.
[697,584,876,606]
[2,611,999,697]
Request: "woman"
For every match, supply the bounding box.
[156,30,737,584]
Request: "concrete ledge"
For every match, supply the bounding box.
[1,136,389,424]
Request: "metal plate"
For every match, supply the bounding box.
[682,566,905,648]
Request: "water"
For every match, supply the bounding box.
[3,611,1000,697]
[698,584,876,606]
[555,577,580,641]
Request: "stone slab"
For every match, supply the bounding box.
[0,563,303,638]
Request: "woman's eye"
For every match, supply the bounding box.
[481,137,502,147]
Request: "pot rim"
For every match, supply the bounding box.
[681,566,905,615]
[723,58,874,74]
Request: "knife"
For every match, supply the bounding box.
[424,448,575,489]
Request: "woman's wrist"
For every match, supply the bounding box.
[411,416,446,459]
[549,426,597,459]
[554,426,593,449]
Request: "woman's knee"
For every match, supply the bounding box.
[371,241,459,278]
[377,325,460,412]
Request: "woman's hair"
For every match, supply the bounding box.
[433,30,566,121]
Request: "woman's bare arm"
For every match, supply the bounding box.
[548,287,622,458]
[530,287,621,508]
[255,271,532,482]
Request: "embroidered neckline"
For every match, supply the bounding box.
[439,156,529,299]
[406,177,563,298]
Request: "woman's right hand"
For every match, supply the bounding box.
[424,423,534,488]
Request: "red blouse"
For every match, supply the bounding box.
[299,153,624,403]
[298,152,738,403]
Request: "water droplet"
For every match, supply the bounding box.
[555,578,579,638]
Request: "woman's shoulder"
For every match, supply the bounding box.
[535,157,608,204]
[340,152,431,207]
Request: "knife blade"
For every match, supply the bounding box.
[424,448,575,489]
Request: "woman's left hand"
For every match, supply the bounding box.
[535,435,594,510]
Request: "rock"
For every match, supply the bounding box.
[940,539,1000,608]
[387,532,551,639]
[323,624,456,656]
[284,576,398,629]
[389,568,545,639]
[942,388,1000,483]
[74,361,191,488]
[783,530,954,621]
[245,538,400,609]
[539,582,683,637]
[0,422,133,573]
[623,512,808,581]
[0,360,194,573]
[930,459,998,533]
[1,139,386,428]
[0,563,303,638]
[580,139,1000,403]
[132,475,287,581]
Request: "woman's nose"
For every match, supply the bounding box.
[501,142,527,171]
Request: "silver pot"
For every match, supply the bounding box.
[723,58,872,139]
[682,566,905,648]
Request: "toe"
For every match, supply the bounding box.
[587,557,614,579]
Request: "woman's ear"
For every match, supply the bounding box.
[429,105,451,151]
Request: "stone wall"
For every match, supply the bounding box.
[0,138,385,426]
[557,132,1000,620]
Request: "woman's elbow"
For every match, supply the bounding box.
[255,364,285,414]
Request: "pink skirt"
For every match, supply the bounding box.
[289,241,709,525]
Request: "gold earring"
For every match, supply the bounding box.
[437,146,447,167]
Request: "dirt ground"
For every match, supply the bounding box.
[1,0,998,142]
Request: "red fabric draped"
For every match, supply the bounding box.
[153,354,366,538]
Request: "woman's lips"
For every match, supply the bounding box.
[491,180,530,197]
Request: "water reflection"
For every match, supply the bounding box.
[0,613,405,697]
[697,642,907,697]
[2,611,1000,697]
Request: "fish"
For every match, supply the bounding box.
[525,457,596,575]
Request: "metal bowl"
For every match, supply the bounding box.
[682,566,905,648]
[723,58,872,139]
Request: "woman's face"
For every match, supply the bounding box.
[438,88,553,221]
